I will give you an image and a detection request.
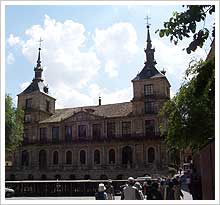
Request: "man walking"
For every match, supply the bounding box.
[121,177,142,200]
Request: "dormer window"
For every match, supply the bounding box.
[25,98,32,109]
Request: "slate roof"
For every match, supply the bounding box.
[40,102,133,123]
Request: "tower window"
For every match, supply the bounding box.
[24,114,31,123]
[46,100,50,112]
[145,120,155,135]
[25,98,32,109]
[145,102,154,113]
[144,84,153,96]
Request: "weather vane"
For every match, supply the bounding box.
[38,37,44,49]
[144,15,151,27]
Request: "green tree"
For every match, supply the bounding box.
[5,94,24,155]
[156,5,215,53]
[160,57,214,151]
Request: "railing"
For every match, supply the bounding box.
[5,180,127,197]
[22,133,161,145]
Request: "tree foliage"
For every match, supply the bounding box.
[160,57,215,151]
[5,95,24,155]
[156,5,215,53]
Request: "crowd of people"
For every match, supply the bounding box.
[95,175,185,200]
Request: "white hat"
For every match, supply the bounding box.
[128,177,135,183]
[98,183,106,192]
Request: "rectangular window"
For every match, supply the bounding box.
[78,125,86,139]
[65,126,72,142]
[40,128,47,143]
[25,98,32,109]
[23,129,29,143]
[145,120,155,135]
[52,127,59,143]
[92,124,101,140]
[107,122,116,138]
[145,102,154,113]
[24,114,31,123]
[144,84,153,96]
[46,100,50,112]
[122,121,131,137]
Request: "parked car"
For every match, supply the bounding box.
[5,187,15,198]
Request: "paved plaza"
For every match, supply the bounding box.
[6,190,192,200]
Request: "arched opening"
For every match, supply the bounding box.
[55,175,61,180]
[41,174,47,180]
[21,150,29,166]
[109,149,115,164]
[84,175,90,180]
[122,146,132,165]
[94,149,100,164]
[80,150,86,164]
[53,151,59,165]
[69,174,75,180]
[148,147,155,163]
[116,174,123,180]
[66,150,72,164]
[100,175,108,180]
[187,155,192,163]
[39,150,47,169]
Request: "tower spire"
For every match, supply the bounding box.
[34,38,44,82]
[144,16,156,67]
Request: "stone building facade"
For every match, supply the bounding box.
[6,25,171,180]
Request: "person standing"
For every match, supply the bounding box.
[166,181,175,200]
[106,179,115,200]
[95,183,108,200]
[121,177,142,200]
[151,182,163,200]
[173,178,183,200]
[134,182,144,200]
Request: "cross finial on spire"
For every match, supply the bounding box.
[38,37,44,50]
[144,15,151,28]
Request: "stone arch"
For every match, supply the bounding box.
[79,150,86,164]
[148,147,155,163]
[66,150,72,164]
[39,150,47,169]
[122,146,132,165]
[21,150,29,166]
[109,149,115,164]
[94,149,100,164]
[53,151,59,165]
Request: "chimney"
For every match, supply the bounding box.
[98,96,101,106]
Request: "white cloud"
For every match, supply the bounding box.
[6,52,15,64]
[7,34,20,46]
[94,22,139,77]
[20,81,30,91]
[105,60,118,78]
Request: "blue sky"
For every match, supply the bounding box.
[5,4,214,108]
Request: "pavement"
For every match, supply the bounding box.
[6,192,192,200]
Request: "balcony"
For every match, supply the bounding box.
[21,132,161,145]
